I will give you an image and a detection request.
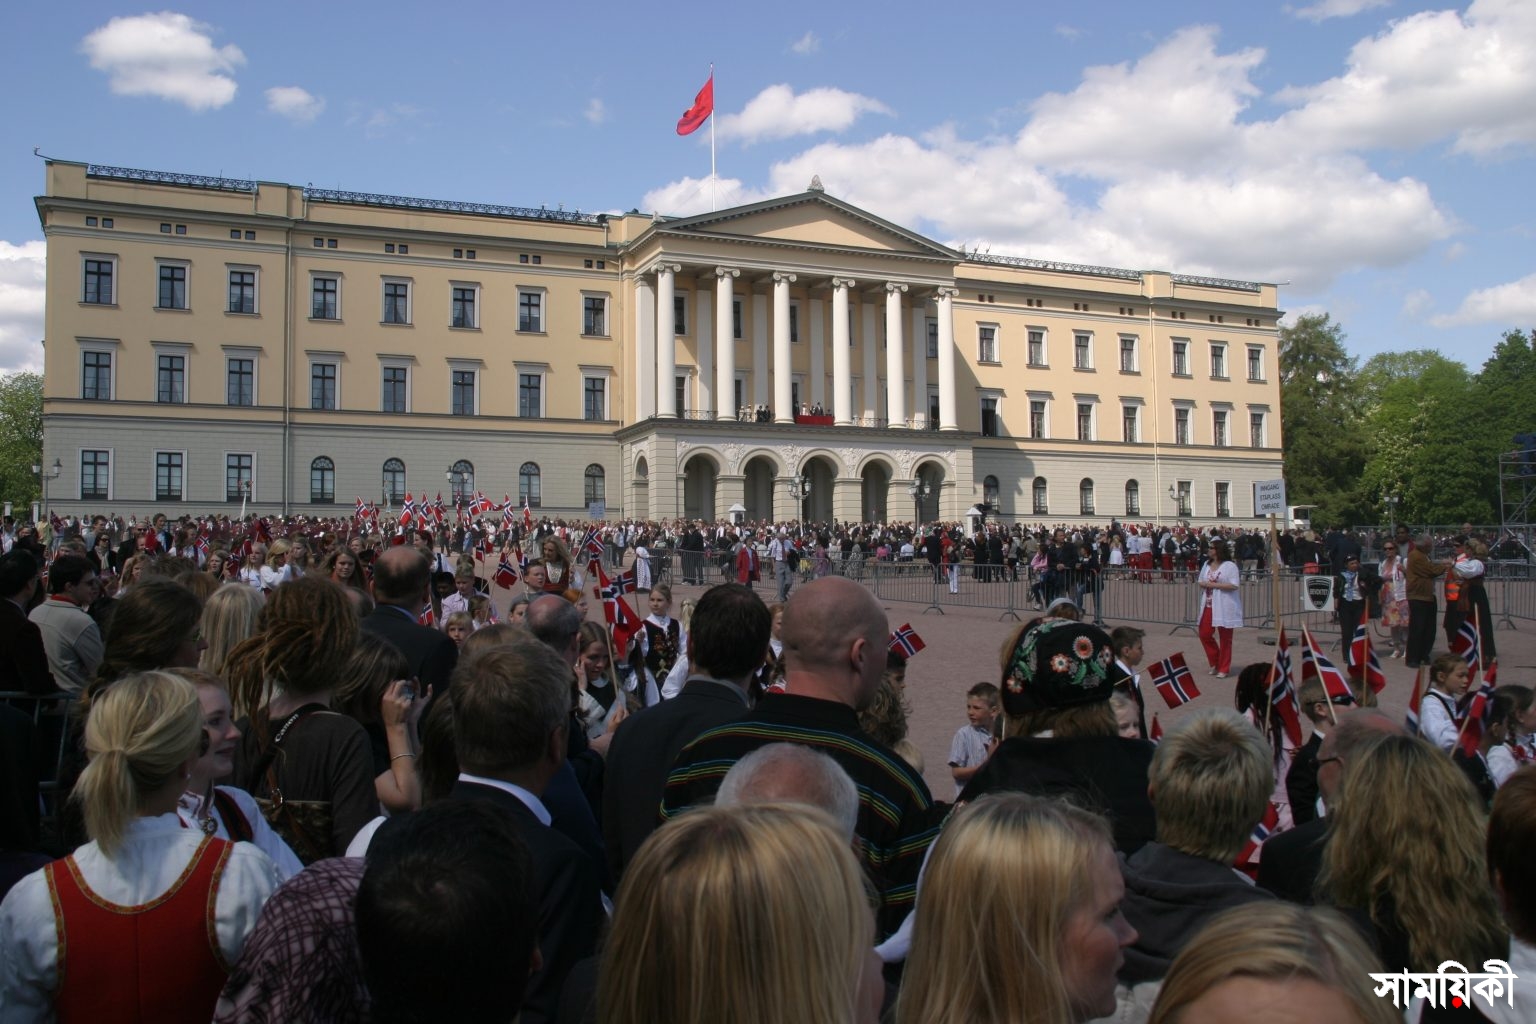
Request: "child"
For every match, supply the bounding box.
[1485,685,1532,790]
[442,611,473,648]
[469,595,491,630]
[1109,692,1141,740]
[1421,652,1470,753]
[629,583,680,707]
[949,682,1000,799]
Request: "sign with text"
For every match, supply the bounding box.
[1254,479,1287,516]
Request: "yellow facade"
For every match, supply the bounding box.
[36,159,1283,524]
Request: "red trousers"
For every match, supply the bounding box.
[1198,605,1233,675]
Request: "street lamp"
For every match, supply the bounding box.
[32,458,61,524]
[445,466,467,505]
[1384,494,1399,539]
[785,473,811,521]
[907,479,931,525]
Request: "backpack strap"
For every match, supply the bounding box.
[212,787,254,843]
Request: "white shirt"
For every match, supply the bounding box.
[455,773,551,825]
[1487,744,1520,788]
[1420,688,1459,753]
[0,814,279,1023]
[1479,934,1534,1024]
[176,786,305,882]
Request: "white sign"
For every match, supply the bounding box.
[1301,576,1335,613]
[1254,478,1287,516]
[587,501,606,520]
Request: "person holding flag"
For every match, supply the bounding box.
[1420,651,1471,753]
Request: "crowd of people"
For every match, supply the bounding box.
[0,507,1534,1023]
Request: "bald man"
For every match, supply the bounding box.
[359,546,458,698]
[661,577,939,940]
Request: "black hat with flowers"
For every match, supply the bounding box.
[1000,618,1118,716]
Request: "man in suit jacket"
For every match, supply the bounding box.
[447,639,602,1024]
[359,547,457,698]
[603,583,769,881]
[0,550,55,695]
[1260,710,1403,903]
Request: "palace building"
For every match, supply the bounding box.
[35,157,1284,525]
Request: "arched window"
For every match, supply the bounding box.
[382,458,405,503]
[1125,479,1141,516]
[519,462,541,508]
[310,457,335,504]
[1032,477,1048,515]
[983,474,1000,507]
[1079,478,1095,516]
[449,459,474,502]
[584,464,605,507]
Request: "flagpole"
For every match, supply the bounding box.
[1302,625,1340,726]
[1266,511,1281,735]
[709,62,717,212]
[1452,605,1484,751]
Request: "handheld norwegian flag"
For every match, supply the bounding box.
[523,496,534,532]
[1149,653,1200,709]
[1266,627,1305,748]
[1299,627,1354,706]
[578,527,605,561]
[399,494,417,531]
[1406,664,1426,736]
[1457,676,1498,758]
[593,560,643,652]
[472,491,494,517]
[494,554,520,590]
[500,495,515,528]
[889,624,926,659]
[1451,618,1482,677]
[354,496,367,521]
[1235,801,1281,878]
[417,600,435,627]
[1348,608,1388,694]
[432,494,447,526]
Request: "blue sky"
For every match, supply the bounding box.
[2,0,1533,376]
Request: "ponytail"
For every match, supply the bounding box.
[74,671,202,855]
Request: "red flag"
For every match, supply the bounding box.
[1235,801,1281,879]
[418,600,435,627]
[1149,653,1200,709]
[1406,663,1426,736]
[1300,627,1354,705]
[1348,607,1388,695]
[1266,627,1305,749]
[676,72,714,136]
[889,624,926,659]
[1149,714,1163,744]
[594,560,643,653]
[523,496,535,533]
[494,555,519,590]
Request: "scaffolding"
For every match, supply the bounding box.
[1497,437,1536,560]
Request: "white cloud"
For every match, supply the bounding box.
[1281,305,1331,326]
[642,177,777,217]
[1444,242,1468,262]
[791,31,820,55]
[349,103,427,140]
[80,12,244,111]
[1054,24,1083,40]
[716,84,892,145]
[584,98,607,125]
[265,86,324,123]
[1401,289,1433,317]
[1431,272,1536,326]
[0,241,46,376]
[1288,0,1390,23]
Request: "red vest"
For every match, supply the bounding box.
[45,835,233,1024]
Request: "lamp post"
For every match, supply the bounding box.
[907,479,931,526]
[32,458,62,526]
[445,466,467,505]
[786,473,811,522]
[1168,483,1180,524]
[1385,494,1399,541]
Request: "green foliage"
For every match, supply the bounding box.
[1278,314,1369,524]
[0,372,43,511]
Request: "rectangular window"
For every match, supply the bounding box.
[582,296,606,336]
[928,391,940,428]
[518,374,542,418]
[1216,482,1232,518]
[1210,343,1227,379]
[383,281,410,324]
[1028,330,1046,367]
[226,454,253,502]
[1120,336,1137,372]
[1074,334,1092,370]
[156,354,186,404]
[733,298,743,340]
[1247,346,1264,382]
[155,452,183,501]
[382,367,407,414]
[83,259,114,304]
[980,397,1000,437]
[1077,402,1093,441]
[926,319,938,359]
[1213,409,1229,447]
[452,286,477,329]
[674,295,687,335]
[311,363,337,411]
[789,305,800,344]
[1172,340,1189,376]
[312,277,339,320]
[1175,407,1191,446]
[452,370,477,416]
[1250,411,1266,448]
[157,265,187,309]
[226,358,254,407]
[978,325,998,363]
[82,351,112,400]
[1122,406,1138,443]
[734,377,745,414]
[81,450,110,501]
[583,377,606,421]
[1177,481,1192,517]
[676,375,689,415]
[228,270,255,314]
[1030,400,1047,439]
[518,292,543,332]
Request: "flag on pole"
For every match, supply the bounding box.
[1267,627,1305,748]
[494,555,520,590]
[501,495,515,529]
[593,560,643,652]
[417,600,435,627]
[1149,652,1200,709]
[523,496,535,532]
[1235,801,1282,878]
[1451,618,1482,677]
[889,624,926,659]
[1457,675,1498,758]
[400,493,416,532]
[1406,664,1426,736]
[577,526,605,561]
[354,496,367,521]
[1348,608,1388,694]
[1300,627,1354,705]
[676,73,714,136]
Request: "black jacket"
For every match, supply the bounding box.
[1255,816,1328,905]
[1285,733,1323,826]
[359,605,458,698]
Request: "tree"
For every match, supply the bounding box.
[1278,314,1369,524]
[0,372,43,513]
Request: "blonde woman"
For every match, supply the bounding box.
[199,582,265,677]
[0,671,279,1021]
[897,793,1136,1024]
[1147,903,1399,1024]
[1319,735,1507,975]
[599,803,883,1024]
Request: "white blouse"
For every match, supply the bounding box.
[1199,560,1243,629]
[176,785,304,882]
[0,814,279,1024]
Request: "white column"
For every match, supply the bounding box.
[937,286,959,431]
[832,278,855,425]
[772,272,796,423]
[884,283,908,429]
[715,267,738,421]
[753,291,769,407]
[696,287,713,418]
[861,299,878,421]
[655,264,680,418]
[911,302,928,429]
[636,276,655,420]
[809,296,826,408]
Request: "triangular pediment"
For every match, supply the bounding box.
[654,192,959,262]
